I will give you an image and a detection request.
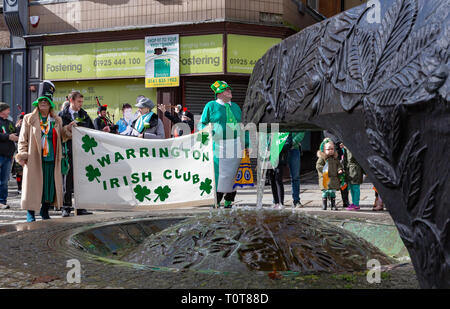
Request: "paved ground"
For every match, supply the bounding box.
[0,173,419,289]
[0,171,382,225]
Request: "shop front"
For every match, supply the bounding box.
[43,39,156,122]
[41,32,282,134]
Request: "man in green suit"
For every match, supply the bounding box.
[198,81,249,208]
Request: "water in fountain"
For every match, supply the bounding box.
[256,131,271,209]
[122,209,394,273]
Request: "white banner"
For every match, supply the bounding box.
[72,126,215,210]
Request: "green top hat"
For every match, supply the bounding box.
[211,81,232,97]
[32,80,55,109]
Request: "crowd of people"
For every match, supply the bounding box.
[0,79,384,222]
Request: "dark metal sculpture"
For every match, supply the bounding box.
[124,210,393,273]
[243,0,449,288]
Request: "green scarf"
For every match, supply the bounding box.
[135,112,154,133]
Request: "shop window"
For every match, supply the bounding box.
[0,53,12,105]
[307,0,319,10]
[2,54,11,82]
[2,83,11,105]
[29,47,41,80]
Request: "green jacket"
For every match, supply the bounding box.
[198,100,249,148]
[343,147,364,184]
[316,151,343,190]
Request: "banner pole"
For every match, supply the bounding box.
[208,124,218,208]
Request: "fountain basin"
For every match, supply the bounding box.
[71,209,402,274]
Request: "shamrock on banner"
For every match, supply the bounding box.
[134,185,151,202]
[85,165,101,183]
[154,185,171,202]
[200,178,213,196]
[81,135,98,155]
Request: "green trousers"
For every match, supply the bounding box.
[322,189,336,198]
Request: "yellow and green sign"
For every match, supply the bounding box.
[43,34,279,82]
[44,40,145,80]
[53,79,157,122]
[145,34,180,88]
[180,34,223,74]
[227,34,281,74]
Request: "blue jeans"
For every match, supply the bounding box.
[287,149,301,202]
[0,155,12,205]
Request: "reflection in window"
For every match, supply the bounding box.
[2,54,11,82]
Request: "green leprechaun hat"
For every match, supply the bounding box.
[211,80,232,98]
[32,80,56,108]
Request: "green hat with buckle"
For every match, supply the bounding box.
[211,80,232,97]
[32,80,56,109]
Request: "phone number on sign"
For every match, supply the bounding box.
[228,58,258,66]
[93,58,141,66]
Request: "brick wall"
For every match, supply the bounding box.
[28,0,311,35]
[28,0,227,34]
[0,14,11,49]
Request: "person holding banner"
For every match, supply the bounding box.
[16,81,76,222]
[198,81,249,208]
[59,90,95,217]
[133,97,165,139]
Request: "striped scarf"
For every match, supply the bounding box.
[40,115,54,157]
[135,112,153,133]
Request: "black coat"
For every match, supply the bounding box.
[58,106,94,155]
[164,111,194,136]
[0,117,16,157]
[94,116,118,133]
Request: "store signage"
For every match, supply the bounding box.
[180,34,223,74]
[44,40,145,80]
[72,126,215,210]
[145,34,180,88]
[227,34,281,74]
[53,79,157,122]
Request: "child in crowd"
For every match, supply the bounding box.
[342,145,364,211]
[316,138,343,210]
[373,187,384,211]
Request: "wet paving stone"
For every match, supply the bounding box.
[0,179,419,289]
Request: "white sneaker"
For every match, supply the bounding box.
[294,201,304,208]
[0,203,10,210]
[272,204,285,209]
